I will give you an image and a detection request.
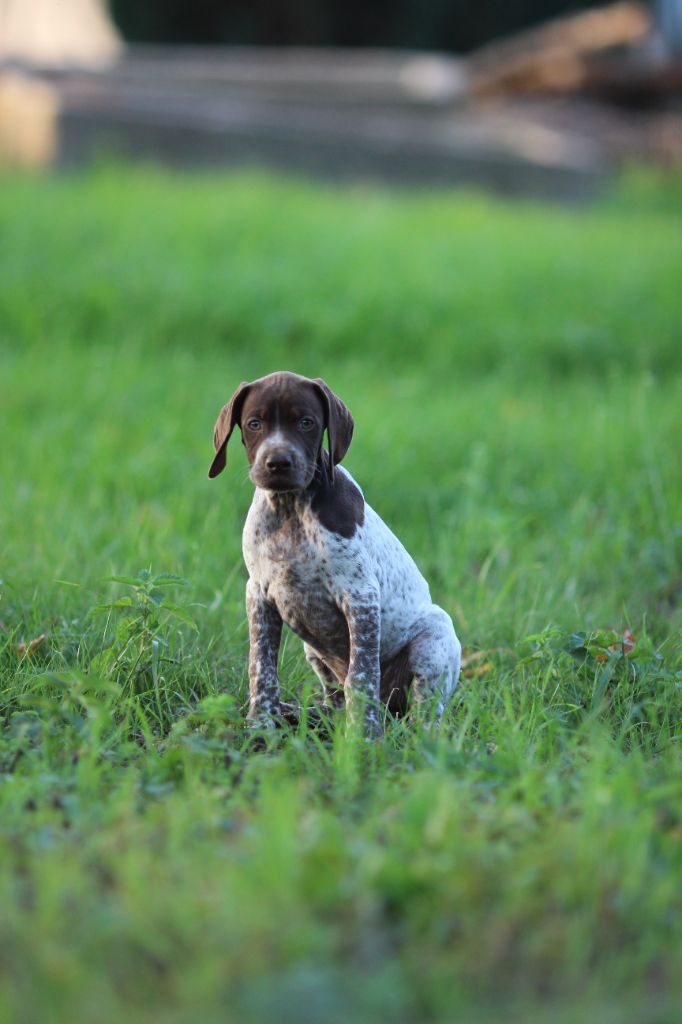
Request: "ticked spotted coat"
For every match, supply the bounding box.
[209,371,461,737]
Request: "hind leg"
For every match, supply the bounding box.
[408,607,461,725]
[304,644,346,710]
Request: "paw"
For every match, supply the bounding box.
[323,689,346,711]
[247,703,282,730]
[346,706,384,740]
[363,714,384,741]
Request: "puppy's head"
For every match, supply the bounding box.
[208,371,354,491]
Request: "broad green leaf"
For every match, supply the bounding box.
[161,604,199,630]
[152,574,192,588]
[102,575,142,586]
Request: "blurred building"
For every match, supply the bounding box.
[1,1,680,191]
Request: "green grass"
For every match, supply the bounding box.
[1,166,681,1024]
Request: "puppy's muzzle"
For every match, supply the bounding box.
[251,442,311,491]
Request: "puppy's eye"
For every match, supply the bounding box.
[299,417,315,431]
[246,418,262,431]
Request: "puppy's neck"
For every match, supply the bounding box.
[261,488,312,519]
[259,456,328,519]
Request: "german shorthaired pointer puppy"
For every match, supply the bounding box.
[209,371,461,737]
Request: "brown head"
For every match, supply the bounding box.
[208,371,354,492]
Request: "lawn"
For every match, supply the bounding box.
[1,166,681,1024]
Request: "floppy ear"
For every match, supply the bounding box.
[208,381,251,479]
[312,378,354,484]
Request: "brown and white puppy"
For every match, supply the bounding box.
[209,370,461,736]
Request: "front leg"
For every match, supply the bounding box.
[246,578,283,727]
[304,644,345,710]
[343,589,382,738]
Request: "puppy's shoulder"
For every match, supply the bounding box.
[310,466,365,541]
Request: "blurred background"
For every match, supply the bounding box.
[1,0,681,198]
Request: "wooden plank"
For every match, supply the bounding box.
[470,2,651,96]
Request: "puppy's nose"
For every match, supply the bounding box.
[265,452,293,472]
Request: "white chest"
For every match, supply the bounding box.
[242,493,353,652]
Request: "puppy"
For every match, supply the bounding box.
[209,371,461,736]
